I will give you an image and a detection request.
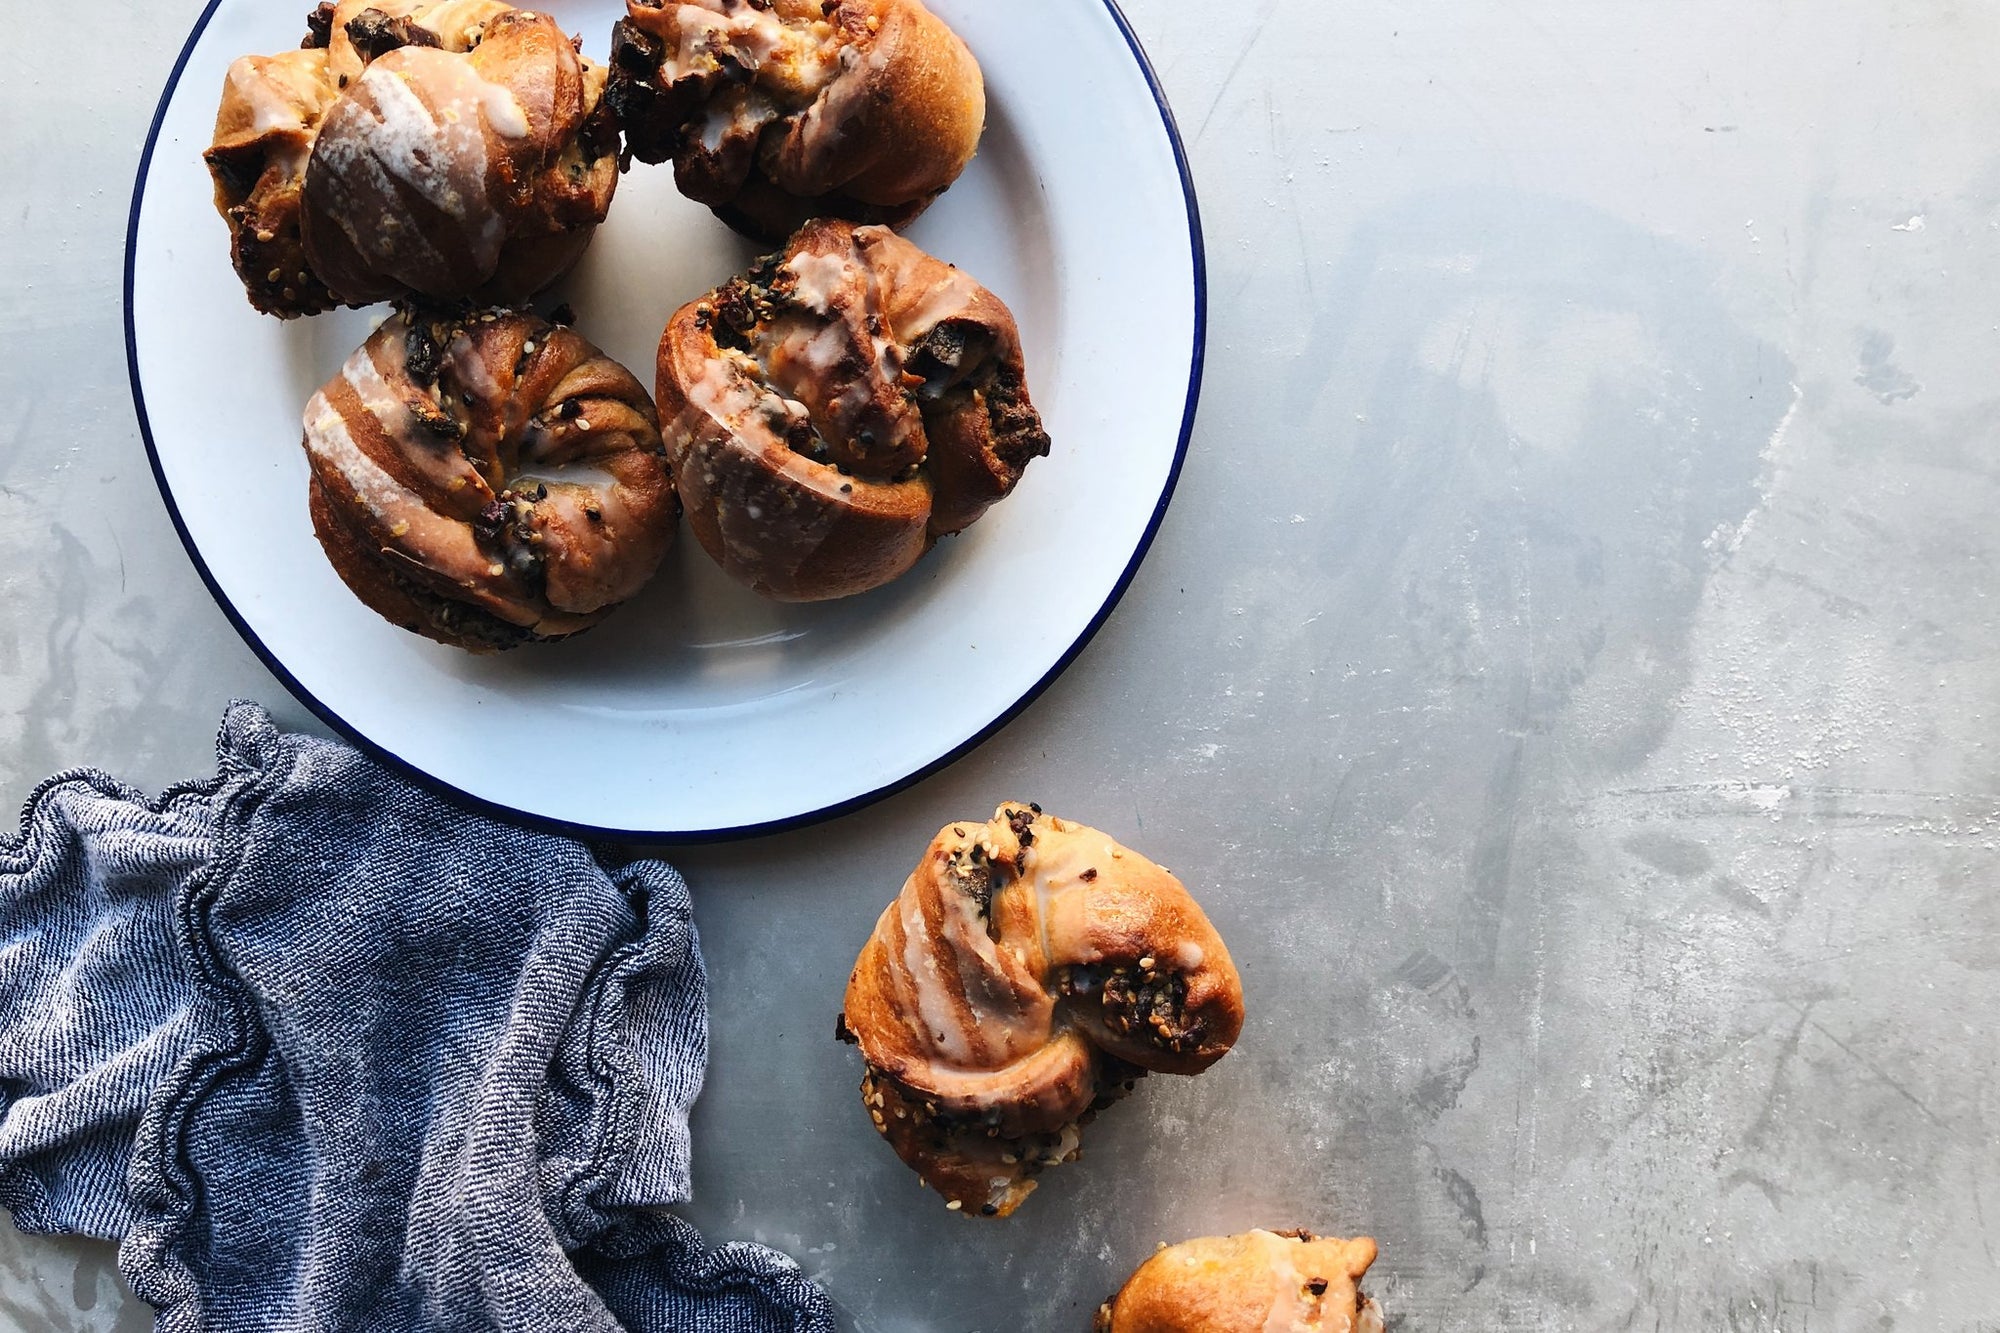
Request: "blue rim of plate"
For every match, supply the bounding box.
[125,0,1207,845]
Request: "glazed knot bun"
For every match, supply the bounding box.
[839,805,1243,1217]
[607,0,984,241]
[1096,1231,1384,1333]
[305,308,677,651]
[657,219,1051,601]
[206,1,620,317]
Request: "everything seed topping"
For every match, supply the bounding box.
[1100,966,1206,1055]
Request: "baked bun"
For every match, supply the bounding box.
[206,1,620,318]
[607,0,984,241]
[1095,1231,1385,1333]
[656,219,1050,601]
[839,804,1243,1217]
[304,307,677,651]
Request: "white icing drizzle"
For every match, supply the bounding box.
[482,81,530,138]
[880,821,1084,1076]
[894,266,980,343]
[696,102,734,153]
[900,888,973,1065]
[783,250,855,315]
[304,394,496,595]
[687,351,765,427]
[315,51,512,275]
[340,342,411,431]
[1023,839,1056,983]
[446,334,503,402]
[343,338,493,501]
[660,1,817,82]
[419,0,511,51]
[306,397,410,527]
[530,468,654,611]
[355,64,479,212]
[772,320,852,379]
[941,868,1050,1065]
[695,84,775,152]
[756,251,923,461]
[313,101,449,272]
[785,42,859,150]
[1261,1245,1309,1333]
[229,58,310,136]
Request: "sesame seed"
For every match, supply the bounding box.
[945,1200,962,1211]
[521,340,536,355]
[575,418,591,431]
[266,268,283,283]
[254,229,276,243]
[390,521,410,537]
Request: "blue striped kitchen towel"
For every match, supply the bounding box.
[0,701,833,1332]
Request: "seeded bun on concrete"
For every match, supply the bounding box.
[837,804,1243,1217]
[1096,1231,1385,1333]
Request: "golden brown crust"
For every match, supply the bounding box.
[607,0,984,242]
[1101,1231,1384,1333]
[839,804,1243,1216]
[656,219,1049,602]
[304,308,677,651]
[206,1,619,318]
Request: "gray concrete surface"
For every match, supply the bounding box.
[6,0,2000,1328]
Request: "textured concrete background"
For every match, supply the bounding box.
[6,0,2000,1329]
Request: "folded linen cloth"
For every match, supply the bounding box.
[0,702,834,1332]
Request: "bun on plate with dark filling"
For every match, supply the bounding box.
[838,804,1243,1217]
[1095,1230,1385,1333]
[205,0,620,317]
[304,306,677,651]
[655,218,1050,601]
[607,0,985,242]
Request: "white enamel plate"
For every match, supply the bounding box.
[128,0,1204,838]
